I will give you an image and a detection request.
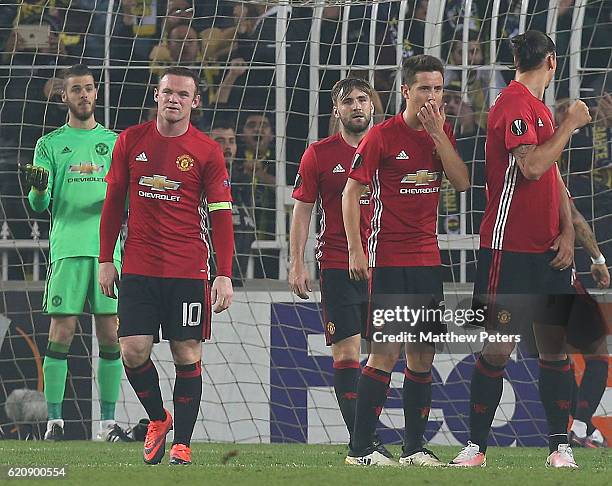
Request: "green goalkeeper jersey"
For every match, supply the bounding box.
[28,123,121,263]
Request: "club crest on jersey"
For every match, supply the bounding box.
[176,154,195,172]
[326,321,336,335]
[139,175,181,191]
[95,143,109,155]
[351,153,363,169]
[497,309,512,325]
[69,162,103,174]
[511,119,528,136]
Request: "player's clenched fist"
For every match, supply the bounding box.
[20,164,49,192]
[565,100,591,130]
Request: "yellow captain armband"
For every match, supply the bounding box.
[208,201,232,212]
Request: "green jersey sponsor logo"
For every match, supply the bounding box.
[68,162,104,174]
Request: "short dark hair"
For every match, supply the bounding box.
[62,64,95,86]
[331,77,373,105]
[210,117,237,133]
[511,30,556,72]
[402,54,444,86]
[158,66,200,93]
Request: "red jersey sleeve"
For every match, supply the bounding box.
[100,131,129,262]
[292,145,319,203]
[105,132,129,186]
[203,145,232,204]
[504,101,538,151]
[349,126,384,186]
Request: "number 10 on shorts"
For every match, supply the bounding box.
[182,302,202,326]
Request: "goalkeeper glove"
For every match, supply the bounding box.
[21,164,49,192]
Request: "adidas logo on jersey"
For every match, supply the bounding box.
[537,118,544,127]
[135,152,148,162]
[61,146,72,154]
[396,150,409,160]
[332,164,346,173]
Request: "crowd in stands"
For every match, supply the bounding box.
[0,0,610,284]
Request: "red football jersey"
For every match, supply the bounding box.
[292,133,370,270]
[349,113,456,267]
[105,121,232,279]
[480,80,560,252]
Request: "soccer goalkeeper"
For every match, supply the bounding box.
[22,64,129,442]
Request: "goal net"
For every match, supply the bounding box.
[0,0,610,445]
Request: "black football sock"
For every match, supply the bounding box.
[539,358,572,452]
[333,360,360,441]
[402,368,432,456]
[575,356,608,436]
[172,361,203,447]
[469,355,505,453]
[351,366,391,452]
[124,359,165,421]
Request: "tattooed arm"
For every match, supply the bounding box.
[571,200,610,288]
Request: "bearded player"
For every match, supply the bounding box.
[22,64,128,442]
[289,77,377,450]
[449,31,592,469]
[99,67,234,465]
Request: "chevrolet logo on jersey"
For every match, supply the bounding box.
[400,170,440,195]
[138,175,181,202]
[139,175,181,191]
[401,170,440,185]
[69,162,103,174]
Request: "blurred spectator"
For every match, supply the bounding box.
[149,23,245,127]
[441,81,486,235]
[13,0,69,24]
[239,112,276,202]
[149,24,202,77]
[210,118,255,285]
[373,0,429,111]
[1,15,76,149]
[442,0,483,41]
[237,113,277,277]
[555,95,611,181]
[112,0,163,60]
[230,3,311,177]
[445,32,505,128]
[56,5,91,61]
[556,91,612,286]
[160,0,193,35]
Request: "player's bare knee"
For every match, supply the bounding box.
[405,350,435,373]
[119,337,152,368]
[170,339,202,365]
[481,341,514,367]
[367,346,399,372]
[94,314,119,346]
[49,316,77,345]
[331,335,361,363]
